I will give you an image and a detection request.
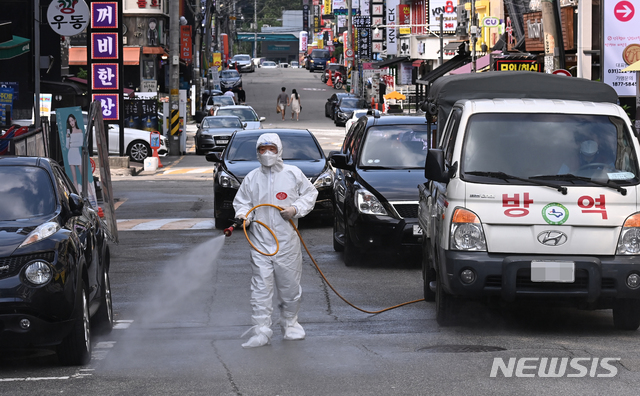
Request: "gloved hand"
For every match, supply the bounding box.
[237,214,250,227]
[280,206,297,221]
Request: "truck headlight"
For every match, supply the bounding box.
[355,188,387,216]
[617,213,640,254]
[450,208,486,251]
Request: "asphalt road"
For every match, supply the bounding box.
[2,68,640,395]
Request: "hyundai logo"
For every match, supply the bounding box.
[537,230,568,246]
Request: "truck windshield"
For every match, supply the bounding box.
[462,113,639,183]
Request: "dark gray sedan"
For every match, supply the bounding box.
[195,116,245,155]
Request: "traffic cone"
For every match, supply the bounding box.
[98,207,105,218]
[327,70,333,87]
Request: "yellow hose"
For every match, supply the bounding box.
[241,203,425,314]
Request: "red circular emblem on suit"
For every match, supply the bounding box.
[276,192,288,200]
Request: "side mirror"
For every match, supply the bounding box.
[196,123,201,129]
[243,123,248,128]
[205,152,223,162]
[68,193,85,216]
[329,153,355,171]
[424,149,451,183]
[259,117,266,122]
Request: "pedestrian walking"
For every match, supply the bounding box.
[237,87,246,104]
[276,87,288,121]
[288,89,301,121]
[234,133,318,348]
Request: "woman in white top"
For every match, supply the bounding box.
[288,89,301,121]
[65,114,83,192]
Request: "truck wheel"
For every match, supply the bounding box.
[613,299,640,330]
[343,229,360,267]
[435,273,456,326]
[422,242,435,302]
[57,280,92,366]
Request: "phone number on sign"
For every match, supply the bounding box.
[612,82,637,87]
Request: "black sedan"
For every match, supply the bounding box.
[325,92,355,119]
[195,116,245,155]
[205,129,334,228]
[219,70,242,92]
[0,156,113,365]
[334,97,368,126]
[330,112,431,266]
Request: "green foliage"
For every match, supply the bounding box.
[77,67,87,80]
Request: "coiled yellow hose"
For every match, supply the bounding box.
[240,203,425,314]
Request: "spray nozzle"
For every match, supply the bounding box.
[223,217,249,237]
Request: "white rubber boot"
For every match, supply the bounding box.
[241,326,273,348]
[281,318,305,341]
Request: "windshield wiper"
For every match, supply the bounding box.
[466,171,568,195]
[530,174,627,195]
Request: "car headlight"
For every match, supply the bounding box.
[19,222,60,248]
[355,188,387,216]
[24,260,53,285]
[450,208,487,251]
[313,169,334,189]
[218,170,241,189]
[617,213,640,254]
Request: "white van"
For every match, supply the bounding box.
[418,71,640,329]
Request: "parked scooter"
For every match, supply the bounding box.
[333,70,346,90]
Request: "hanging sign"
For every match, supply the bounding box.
[47,0,90,37]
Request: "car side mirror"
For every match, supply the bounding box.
[329,153,355,171]
[259,117,266,122]
[425,149,453,183]
[68,193,85,216]
[205,152,223,163]
[243,123,247,128]
[196,123,200,129]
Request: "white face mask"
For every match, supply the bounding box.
[258,151,278,167]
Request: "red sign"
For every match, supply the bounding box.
[552,69,572,76]
[398,4,410,25]
[614,1,635,21]
[180,25,192,64]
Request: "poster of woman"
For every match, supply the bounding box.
[55,106,98,209]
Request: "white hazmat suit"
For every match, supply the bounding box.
[233,133,318,348]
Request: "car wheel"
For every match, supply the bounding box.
[435,272,456,326]
[332,216,344,252]
[343,227,360,267]
[93,251,114,335]
[613,299,640,330]
[57,279,91,366]
[128,140,151,163]
[422,240,435,302]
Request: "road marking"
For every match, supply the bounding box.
[162,167,215,175]
[302,87,327,91]
[117,218,215,231]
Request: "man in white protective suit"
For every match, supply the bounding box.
[233,132,318,348]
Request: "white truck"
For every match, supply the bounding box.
[418,71,640,329]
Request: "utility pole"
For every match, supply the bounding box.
[254,0,258,59]
[541,0,560,72]
[470,0,477,72]
[169,0,181,154]
[194,14,202,113]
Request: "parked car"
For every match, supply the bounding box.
[53,111,169,163]
[329,112,431,266]
[214,105,265,130]
[205,129,334,228]
[229,54,255,72]
[219,70,242,92]
[195,116,245,155]
[290,61,299,68]
[334,97,368,126]
[262,61,278,69]
[0,156,113,365]
[344,109,368,134]
[204,95,236,113]
[306,49,331,72]
[325,92,355,119]
[321,63,346,83]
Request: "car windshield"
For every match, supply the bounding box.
[461,113,640,183]
[216,108,259,122]
[312,50,330,58]
[202,117,242,129]
[226,134,323,161]
[263,62,276,66]
[0,166,56,221]
[221,70,240,78]
[340,98,365,108]
[233,55,250,61]
[360,125,431,168]
[209,96,235,106]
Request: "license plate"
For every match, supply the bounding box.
[531,261,575,283]
[216,140,229,145]
[413,225,423,236]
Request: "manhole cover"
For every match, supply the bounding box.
[417,345,506,353]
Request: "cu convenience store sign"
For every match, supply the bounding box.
[603,0,640,96]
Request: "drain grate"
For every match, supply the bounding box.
[417,345,506,353]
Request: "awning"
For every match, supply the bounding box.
[442,41,465,52]
[373,56,410,68]
[412,60,424,67]
[416,54,471,85]
[0,35,30,60]
[143,46,168,56]
[450,52,499,75]
[69,47,141,65]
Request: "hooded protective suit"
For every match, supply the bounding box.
[233,133,318,347]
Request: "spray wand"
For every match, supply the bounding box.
[223,217,250,237]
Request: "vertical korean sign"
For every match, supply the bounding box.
[88,1,125,155]
[604,0,640,96]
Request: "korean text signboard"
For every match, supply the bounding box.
[604,0,640,96]
[47,0,90,37]
[354,16,372,60]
